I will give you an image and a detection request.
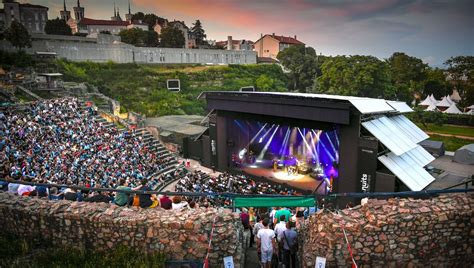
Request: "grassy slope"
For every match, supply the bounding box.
[417,123,474,138]
[416,123,473,151]
[56,61,288,117]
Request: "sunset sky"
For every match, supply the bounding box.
[10,0,474,67]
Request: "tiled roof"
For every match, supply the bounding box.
[256,34,304,45]
[271,34,304,45]
[79,18,130,26]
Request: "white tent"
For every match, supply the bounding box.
[450,89,461,103]
[466,109,474,115]
[446,95,454,105]
[436,96,451,108]
[443,103,463,114]
[425,102,438,111]
[419,95,433,106]
[466,104,474,111]
[429,94,438,104]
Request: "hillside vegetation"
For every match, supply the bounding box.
[56,60,288,116]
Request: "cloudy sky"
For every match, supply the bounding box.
[12,0,474,67]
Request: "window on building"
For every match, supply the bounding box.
[35,22,39,31]
[34,13,38,21]
[41,13,46,21]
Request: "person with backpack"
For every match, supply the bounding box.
[282,221,298,268]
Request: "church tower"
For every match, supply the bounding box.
[73,0,84,21]
[125,0,133,22]
[111,3,122,21]
[60,0,71,21]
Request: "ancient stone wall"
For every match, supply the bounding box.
[0,192,244,267]
[302,193,474,267]
[0,35,257,64]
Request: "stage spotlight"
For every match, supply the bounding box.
[249,123,268,144]
[258,124,275,144]
[257,125,279,160]
[297,128,316,158]
[238,148,247,160]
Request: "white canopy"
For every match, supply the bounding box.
[429,94,438,104]
[446,95,454,105]
[419,95,433,106]
[436,96,451,108]
[450,89,461,102]
[466,104,474,110]
[443,103,463,114]
[466,109,474,115]
[425,102,438,111]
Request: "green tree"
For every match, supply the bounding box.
[386,52,428,101]
[315,55,393,98]
[119,28,158,47]
[255,74,274,90]
[44,18,72,35]
[277,45,318,92]
[423,68,449,99]
[4,21,31,50]
[131,12,145,21]
[160,26,185,48]
[445,56,474,106]
[191,20,206,45]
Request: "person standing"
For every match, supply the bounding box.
[282,221,298,268]
[257,219,276,268]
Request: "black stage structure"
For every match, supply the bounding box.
[184,91,435,205]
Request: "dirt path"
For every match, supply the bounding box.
[426,132,474,141]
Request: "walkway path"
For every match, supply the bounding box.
[426,131,474,141]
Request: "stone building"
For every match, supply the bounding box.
[0,0,48,34]
[59,0,71,22]
[216,36,254,51]
[66,0,145,36]
[158,20,196,49]
[253,33,304,59]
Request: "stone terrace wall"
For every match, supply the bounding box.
[302,193,474,267]
[0,192,244,267]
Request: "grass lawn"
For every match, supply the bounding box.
[417,123,474,138]
[428,134,472,151]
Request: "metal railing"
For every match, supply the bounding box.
[1,178,473,200]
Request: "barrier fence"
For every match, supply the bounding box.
[1,178,473,204]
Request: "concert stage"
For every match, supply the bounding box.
[184,91,435,204]
[241,165,326,193]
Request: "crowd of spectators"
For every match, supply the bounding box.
[174,171,298,206]
[0,98,176,200]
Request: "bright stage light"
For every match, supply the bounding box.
[259,137,263,143]
[256,159,263,163]
[257,125,279,160]
[238,148,247,159]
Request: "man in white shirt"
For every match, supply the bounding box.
[274,215,288,262]
[274,215,287,242]
[257,219,276,268]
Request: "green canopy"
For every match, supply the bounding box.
[234,196,315,208]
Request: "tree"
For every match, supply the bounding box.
[255,74,274,90]
[423,68,449,99]
[4,21,31,50]
[314,55,393,99]
[386,52,428,101]
[191,20,206,45]
[445,56,474,106]
[119,28,158,47]
[44,18,72,36]
[160,26,185,48]
[277,45,318,92]
[131,12,145,22]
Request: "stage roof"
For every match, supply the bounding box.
[199,91,412,115]
[379,147,436,191]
